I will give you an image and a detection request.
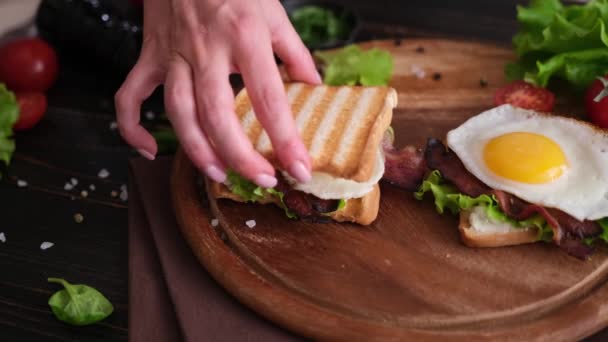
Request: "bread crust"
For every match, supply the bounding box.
[207,179,379,225]
[458,210,538,248]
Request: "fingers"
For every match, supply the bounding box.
[271,12,321,85]
[192,58,278,188]
[165,56,227,183]
[114,54,160,160]
[236,32,312,183]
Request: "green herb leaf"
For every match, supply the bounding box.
[315,45,393,86]
[152,128,179,154]
[0,84,18,168]
[290,5,351,47]
[599,218,608,243]
[47,278,114,326]
[415,170,552,241]
[508,0,608,89]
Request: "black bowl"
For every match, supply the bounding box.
[282,0,360,51]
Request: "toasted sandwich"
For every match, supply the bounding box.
[414,104,608,259]
[208,82,397,225]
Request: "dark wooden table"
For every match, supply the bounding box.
[0,0,605,341]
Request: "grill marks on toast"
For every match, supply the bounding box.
[234,83,395,181]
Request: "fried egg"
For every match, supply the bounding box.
[447,104,608,222]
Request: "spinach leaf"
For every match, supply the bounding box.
[0,84,18,174]
[290,5,351,47]
[48,277,114,326]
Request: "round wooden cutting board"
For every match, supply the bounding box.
[171,39,608,341]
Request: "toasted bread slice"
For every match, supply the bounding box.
[234,83,397,182]
[459,209,538,248]
[208,179,380,225]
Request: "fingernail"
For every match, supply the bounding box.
[289,161,311,183]
[254,174,277,188]
[137,149,156,161]
[206,165,226,183]
[315,71,323,84]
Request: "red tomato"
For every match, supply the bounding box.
[0,38,58,92]
[14,92,47,131]
[494,80,555,112]
[585,76,608,129]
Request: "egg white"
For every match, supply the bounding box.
[447,104,608,222]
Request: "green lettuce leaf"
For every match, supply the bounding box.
[226,171,297,219]
[0,84,18,168]
[415,170,552,241]
[290,6,351,47]
[599,218,608,244]
[315,45,393,86]
[508,0,608,89]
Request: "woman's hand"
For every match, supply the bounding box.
[115,0,321,188]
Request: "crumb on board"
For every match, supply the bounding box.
[64,182,74,191]
[211,219,219,227]
[119,189,128,202]
[89,184,96,191]
[109,121,118,130]
[245,220,256,228]
[70,178,78,186]
[0,232,5,243]
[40,242,54,250]
[111,190,118,198]
[415,46,425,53]
[479,78,489,87]
[81,190,88,198]
[432,72,442,81]
[17,180,28,188]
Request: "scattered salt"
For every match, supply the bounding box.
[70,177,78,186]
[110,190,118,198]
[81,190,88,198]
[410,64,426,79]
[89,184,96,191]
[98,169,110,178]
[119,189,128,201]
[109,121,118,130]
[120,184,127,191]
[17,180,28,188]
[144,111,155,120]
[74,213,84,223]
[245,220,256,228]
[40,242,54,250]
[211,219,219,227]
[64,182,74,191]
[0,232,5,243]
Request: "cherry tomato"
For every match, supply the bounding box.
[14,92,47,131]
[494,80,555,112]
[0,38,58,92]
[584,76,608,129]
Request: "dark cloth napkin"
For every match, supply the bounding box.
[128,157,302,342]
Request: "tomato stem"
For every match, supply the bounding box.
[594,77,608,103]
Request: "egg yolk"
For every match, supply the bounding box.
[483,132,567,184]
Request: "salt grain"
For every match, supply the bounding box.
[98,169,110,178]
[17,179,28,187]
[70,177,78,186]
[81,190,88,198]
[245,220,256,228]
[74,213,84,223]
[119,190,128,201]
[211,219,219,227]
[410,64,426,79]
[64,182,74,191]
[109,121,118,130]
[0,232,5,243]
[120,184,127,191]
[40,242,54,250]
[145,111,155,120]
[89,184,96,191]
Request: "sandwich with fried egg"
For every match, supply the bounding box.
[415,104,608,259]
[207,82,397,225]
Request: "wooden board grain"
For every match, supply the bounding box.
[171,39,608,341]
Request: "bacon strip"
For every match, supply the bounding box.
[422,139,601,259]
[380,131,427,191]
[275,175,339,222]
